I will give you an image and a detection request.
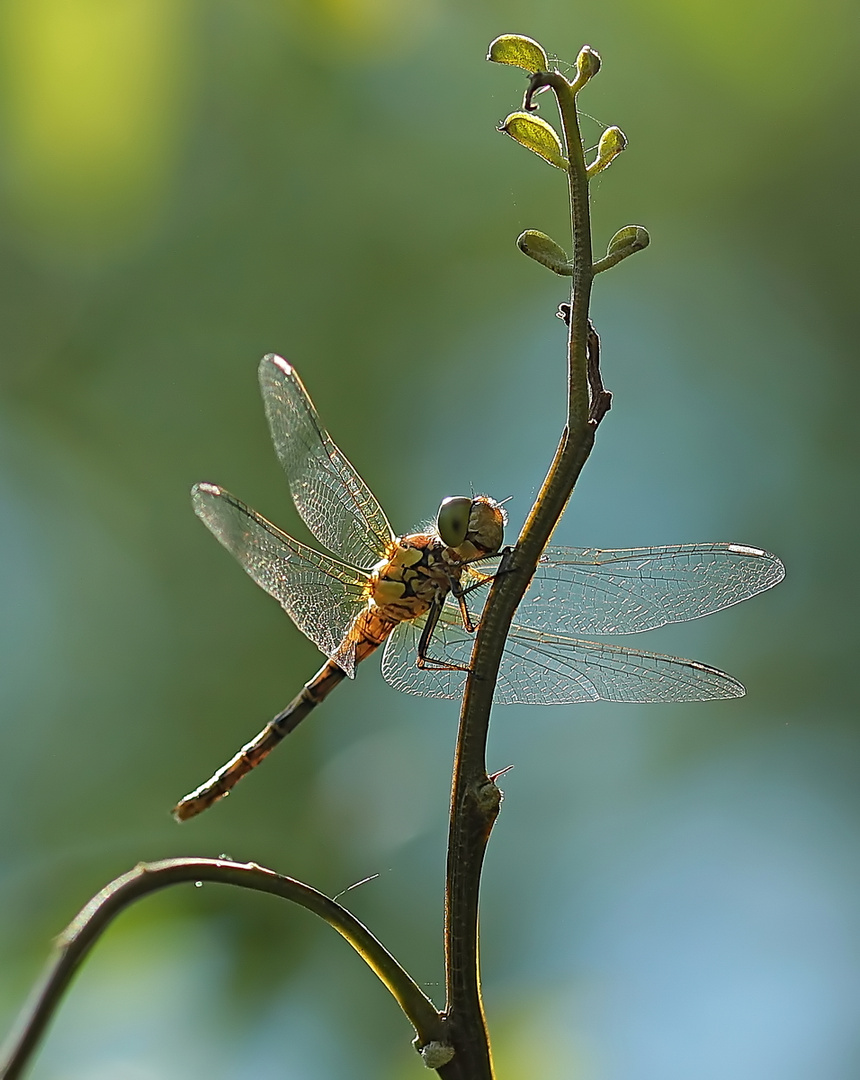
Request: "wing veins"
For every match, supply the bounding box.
[193,483,368,672]
[259,356,395,568]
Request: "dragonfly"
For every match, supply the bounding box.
[173,355,784,821]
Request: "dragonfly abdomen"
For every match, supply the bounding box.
[173,611,397,822]
[171,680,321,821]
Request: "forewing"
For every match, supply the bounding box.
[380,599,743,704]
[258,355,395,568]
[193,483,367,675]
[518,542,785,635]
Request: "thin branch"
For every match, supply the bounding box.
[0,859,445,1080]
[441,58,610,1079]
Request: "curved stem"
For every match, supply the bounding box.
[441,65,603,1080]
[0,859,445,1080]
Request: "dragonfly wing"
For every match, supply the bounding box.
[193,483,368,676]
[380,607,472,700]
[259,355,395,568]
[495,622,744,704]
[518,542,785,635]
[380,599,743,704]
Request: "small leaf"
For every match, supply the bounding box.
[500,112,567,170]
[517,230,572,275]
[598,126,627,159]
[574,45,601,86]
[587,126,627,178]
[606,225,650,258]
[593,225,651,274]
[487,34,549,73]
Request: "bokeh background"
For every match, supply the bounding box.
[0,1,856,1078]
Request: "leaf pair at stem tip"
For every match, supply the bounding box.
[487,33,600,85]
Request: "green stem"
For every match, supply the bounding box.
[547,71,595,435]
[441,66,600,1080]
[0,859,445,1080]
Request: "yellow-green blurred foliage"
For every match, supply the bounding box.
[0,1,857,1077]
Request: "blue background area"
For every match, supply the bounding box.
[0,1,856,1077]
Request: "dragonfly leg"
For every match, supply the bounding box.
[466,545,515,588]
[449,578,478,633]
[416,654,472,673]
[415,595,472,673]
[416,657,472,672]
[448,546,517,634]
[459,545,515,595]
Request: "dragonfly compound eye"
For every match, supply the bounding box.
[437,496,472,548]
[466,496,506,557]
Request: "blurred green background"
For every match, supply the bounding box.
[0,0,856,1077]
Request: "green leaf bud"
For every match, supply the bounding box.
[587,126,627,178]
[517,230,573,275]
[500,112,568,170]
[487,34,549,74]
[593,225,651,273]
[606,224,649,257]
[571,45,601,90]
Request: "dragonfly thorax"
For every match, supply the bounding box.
[367,495,505,626]
[368,534,463,623]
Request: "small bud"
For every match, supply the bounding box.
[419,1041,455,1069]
[606,224,650,258]
[587,126,627,179]
[571,45,601,90]
[593,225,651,274]
[598,125,627,158]
[476,777,503,814]
[500,112,568,170]
[487,34,549,74]
[517,230,573,275]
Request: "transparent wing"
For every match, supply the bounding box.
[381,599,744,704]
[381,612,475,702]
[258,355,394,568]
[516,542,785,635]
[193,483,368,676]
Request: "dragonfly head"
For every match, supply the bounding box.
[436,495,506,561]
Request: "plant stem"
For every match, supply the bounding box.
[440,65,602,1079]
[0,859,445,1080]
